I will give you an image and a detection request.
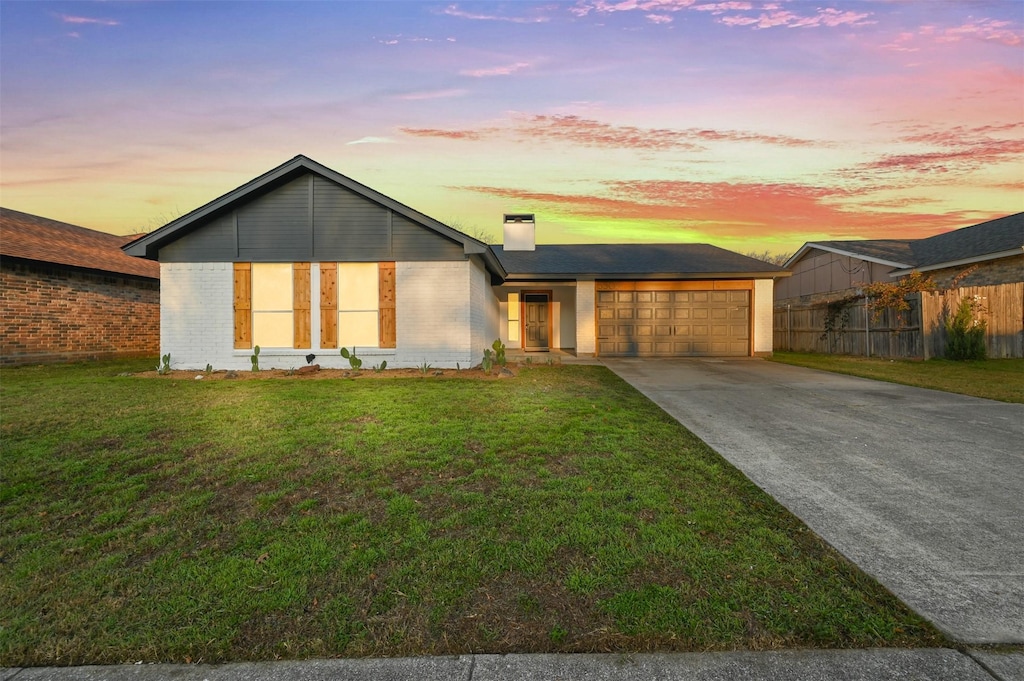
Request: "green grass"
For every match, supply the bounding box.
[0,360,944,665]
[770,352,1024,403]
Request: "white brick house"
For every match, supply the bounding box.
[124,156,786,370]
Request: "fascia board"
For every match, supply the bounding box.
[891,248,1024,276]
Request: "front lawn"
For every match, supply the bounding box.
[0,360,943,665]
[770,352,1024,403]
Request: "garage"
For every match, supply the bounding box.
[596,283,751,357]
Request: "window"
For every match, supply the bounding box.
[233,262,311,349]
[319,261,396,349]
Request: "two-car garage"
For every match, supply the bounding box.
[596,282,752,357]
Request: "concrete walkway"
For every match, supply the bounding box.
[602,358,1024,645]
[3,648,1023,681]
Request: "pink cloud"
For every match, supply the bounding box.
[56,14,120,27]
[646,14,673,24]
[859,123,1024,175]
[692,2,754,13]
[395,89,468,101]
[400,114,821,151]
[460,62,532,77]
[933,18,1022,47]
[442,4,550,23]
[400,127,487,141]
[459,179,992,240]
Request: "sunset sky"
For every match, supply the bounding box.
[2,1,1022,255]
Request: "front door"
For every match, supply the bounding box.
[523,293,549,351]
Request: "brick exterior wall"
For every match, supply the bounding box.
[1,258,159,366]
[928,255,1024,289]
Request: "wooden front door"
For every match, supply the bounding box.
[523,293,550,351]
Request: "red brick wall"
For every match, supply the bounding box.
[1,258,159,366]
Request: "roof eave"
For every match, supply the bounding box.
[502,271,791,281]
[121,155,497,268]
[785,242,913,270]
[890,247,1024,276]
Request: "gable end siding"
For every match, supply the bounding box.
[156,173,466,264]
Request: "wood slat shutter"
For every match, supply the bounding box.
[233,262,251,348]
[379,262,396,349]
[320,262,338,348]
[293,262,311,349]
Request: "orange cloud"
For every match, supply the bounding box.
[401,114,819,150]
[459,179,997,242]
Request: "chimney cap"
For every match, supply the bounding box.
[503,213,535,223]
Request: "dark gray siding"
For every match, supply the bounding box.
[312,177,391,260]
[159,213,235,262]
[392,215,463,260]
[157,172,466,263]
[237,177,311,261]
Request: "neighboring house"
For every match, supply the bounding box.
[776,212,1024,304]
[1,208,160,366]
[774,212,1024,358]
[123,155,788,371]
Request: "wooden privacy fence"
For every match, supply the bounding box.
[774,283,1024,359]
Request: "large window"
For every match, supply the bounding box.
[251,263,294,348]
[338,262,380,347]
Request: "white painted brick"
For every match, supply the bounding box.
[575,280,596,355]
[754,279,774,354]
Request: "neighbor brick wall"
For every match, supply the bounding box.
[928,255,1024,289]
[1,258,159,366]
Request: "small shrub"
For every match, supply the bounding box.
[204,363,213,375]
[157,353,171,375]
[549,625,568,644]
[418,362,432,375]
[945,296,987,360]
[482,349,494,373]
[372,360,387,373]
[251,346,261,372]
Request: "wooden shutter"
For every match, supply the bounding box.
[293,262,311,349]
[320,262,338,348]
[379,262,396,349]
[233,262,251,348]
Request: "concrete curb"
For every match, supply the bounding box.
[5,648,1022,681]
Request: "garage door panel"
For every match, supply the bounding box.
[597,286,749,357]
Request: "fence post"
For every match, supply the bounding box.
[787,304,792,351]
[865,298,871,357]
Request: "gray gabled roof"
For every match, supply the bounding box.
[785,212,1023,274]
[493,244,789,281]
[899,212,1023,273]
[122,155,506,278]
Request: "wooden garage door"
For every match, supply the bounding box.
[597,289,750,357]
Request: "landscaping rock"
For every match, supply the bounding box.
[297,364,321,374]
[224,371,239,379]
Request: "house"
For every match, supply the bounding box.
[1,207,160,366]
[123,155,788,370]
[774,212,1024,358]
[776,212,1024,304]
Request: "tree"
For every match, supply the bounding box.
[742,250,791,266]
[446,218,496,244]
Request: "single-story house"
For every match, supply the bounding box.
[774,212,1023,358]
[123,155,788,370]
[1,207,161,366]
[775,212,1024,304]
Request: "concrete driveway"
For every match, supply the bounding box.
[602,358,1024,645]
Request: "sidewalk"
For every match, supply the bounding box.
[4,649,1023,681]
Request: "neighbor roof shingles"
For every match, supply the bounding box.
[493,244,787,278]
[908,212,1024,268]
[0,207,159,279]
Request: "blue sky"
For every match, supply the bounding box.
[2,1,1022,253]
